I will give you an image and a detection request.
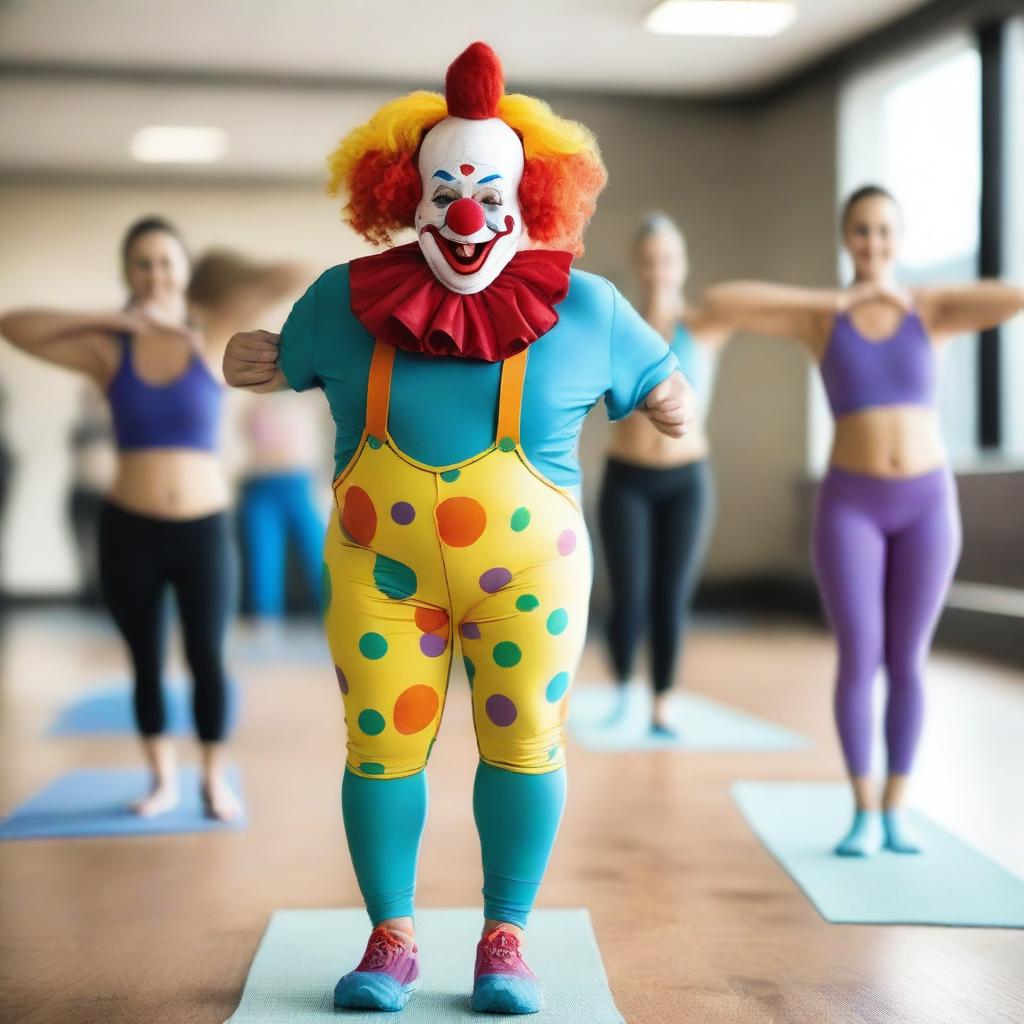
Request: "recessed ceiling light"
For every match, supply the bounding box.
[645,0,796,38]
[129,125,228,164]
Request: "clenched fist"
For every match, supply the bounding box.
[643,371,696,439]
[223,330,287,392]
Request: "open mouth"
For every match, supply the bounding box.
[421,216,515,276]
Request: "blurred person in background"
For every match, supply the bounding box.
[703,184,1024,858]
[235,390,327,633]
[599,212,730,736]
[0,219,299,821]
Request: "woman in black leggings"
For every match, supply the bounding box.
[1,221,298,819]
[599,214,730,735]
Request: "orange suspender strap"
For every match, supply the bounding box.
[365,340,395,440]
[495,348,528,446]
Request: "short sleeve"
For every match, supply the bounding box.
[604,286,679,421]
[278,277,319,392]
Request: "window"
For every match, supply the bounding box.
[1002,17,1024,457]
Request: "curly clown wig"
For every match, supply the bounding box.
[327,42,607,256]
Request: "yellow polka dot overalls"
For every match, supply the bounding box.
[322,340,591,780]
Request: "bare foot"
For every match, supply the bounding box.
[202,772,243,822]
[132,778,180,817]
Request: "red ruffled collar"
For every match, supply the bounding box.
[348,241,572,362]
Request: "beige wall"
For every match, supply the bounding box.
[0,82,839,594]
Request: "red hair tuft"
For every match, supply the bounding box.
[519,151,608,257]
[344,149,422,248]
[445,42,504,120]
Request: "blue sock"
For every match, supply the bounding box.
[883,809,923,854]
[341,768,428,923]
[834,809,883,857]
[473,762,566,928]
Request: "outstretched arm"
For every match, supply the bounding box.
[916,281,1024,339]
[223,329,289,393]
[0,309,130,382]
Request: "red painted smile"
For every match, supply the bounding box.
[420,216,515,275]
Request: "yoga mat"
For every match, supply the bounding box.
[732,782,1024,928]
[225,908,623,1023]
[47,681,239,737]
[569,685,807,752]
[0,766,245,840]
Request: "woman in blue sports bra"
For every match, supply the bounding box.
[600,213,732,736]
[0,217,298,821]
[703,185,1023,857]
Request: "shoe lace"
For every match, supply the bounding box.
[481,928,521,966]
[359,927,406,971]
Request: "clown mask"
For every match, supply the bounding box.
[414,116,526,296]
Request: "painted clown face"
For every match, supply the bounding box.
[414,116,526,295]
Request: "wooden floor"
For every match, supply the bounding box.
[1,609,1022,1024]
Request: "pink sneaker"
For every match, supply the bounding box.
[334,925,421,1011]
[471,927,542,1014]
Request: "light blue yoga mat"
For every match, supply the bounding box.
[0,766,245,840]
[47,680,239,737]
[733,782,1024,928]
[569,686,808,752]
[226,909,623,1023]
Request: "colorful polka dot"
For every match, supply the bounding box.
[547,745,560,761]
[358,709,386,735]
[557,529,577,556]
[419,633,447,658]
[359,632,388,660]
[515,594,539,612]
[510,507,531,532]
[341,486,377,546]
[461,621,481,640]
[367,435,383,449]
[464,656,476,687]
[321,563,332,618]
[334,665,349,695]
[547,608,569,635]
[493,641,522,668]
[373,554,417,600]
[546,671,570,702]
[415,607,449,636]
[440,469,461,483]
[480,567,512,593]
[498,436,517,453]
[394,685,440,735]
[486,694,518,727]
[360,762,386,775]
[391,501,416,525]
[437,496,486,547]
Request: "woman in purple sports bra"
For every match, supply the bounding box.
[703,185,1024,857]
[0,217,298,821]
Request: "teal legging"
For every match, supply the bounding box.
[342,762,566,928]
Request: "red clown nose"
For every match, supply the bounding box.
[445,41,504,119]
[445,197,486,236]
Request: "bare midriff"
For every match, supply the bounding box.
[606,407,709,468]
[107,450,229,519]
[829,405,947,478]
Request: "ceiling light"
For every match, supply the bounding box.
[129,125,228,164]
[645,1,796,38]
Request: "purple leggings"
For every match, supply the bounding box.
[812,466,960,776]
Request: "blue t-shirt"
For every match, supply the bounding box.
[279,263,678,489]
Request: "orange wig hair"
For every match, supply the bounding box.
[326,45,607,256]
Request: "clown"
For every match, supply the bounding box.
[225,43,694,1015]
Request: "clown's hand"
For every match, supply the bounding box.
[223,330,287,392]
[643,371,696,439]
